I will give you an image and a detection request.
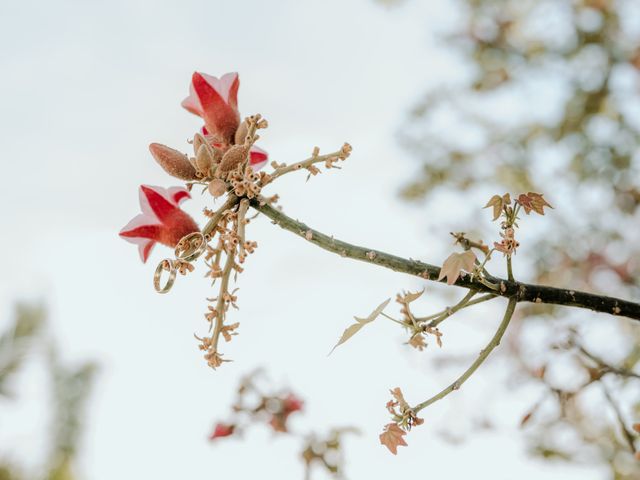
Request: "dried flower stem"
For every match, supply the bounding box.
[251,200,640,321]
[203,194,239,236]
[211,252,236,348]
[412,297,517,414]
[237,199,249,261]
[264,144,352,184]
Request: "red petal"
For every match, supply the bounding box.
[181,83,203,116]
[140,185,179,222]
[249,145,268,171]
[167,186,191,205]
[224,72,239,111]
[139,240,156,263]
[209,423,235,440]
[192,72,239,141]
[119,223,162,240]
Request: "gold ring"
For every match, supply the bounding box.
[154,259,177,294]
[175,232,206,262]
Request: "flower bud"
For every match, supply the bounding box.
[234,119,249,145]
[149,143,198,180]
[193,133,208,154]
[217,144,249,179]
[196,144,214,175]
[208,179,227,198]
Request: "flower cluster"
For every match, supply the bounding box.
[119,70,351,369]
[209,373,305,439]
[207,370,356,479]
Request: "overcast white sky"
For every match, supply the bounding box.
[0,0,608,479]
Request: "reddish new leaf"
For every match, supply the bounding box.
[379,423,408,455]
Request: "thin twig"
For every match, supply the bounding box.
[416,290,477,323]
[412,297,517,413]
[602,384,637,454]
[262,144,351,184]
[576,343,640,380]
[423,293,498,328]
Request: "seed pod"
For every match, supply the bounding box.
[234,119,250,145]
[217,145,248,179]
[196,144,214,175]
[211,146,223,164]
[193,133,208,155]
[208,179,228,198]
[149,143,198,180]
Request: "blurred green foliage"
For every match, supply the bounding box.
[0,305,96,480]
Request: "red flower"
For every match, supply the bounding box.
[209,422,235,440]
[282,393,304,414]
[119,185,199,263]
[183,71,269,170]
[182,72,240,144]
[268,393,304,433]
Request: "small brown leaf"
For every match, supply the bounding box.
[517,192,552,215]
[633,423,640,433]
[483,194,504,221]
[408,334,426,351]
[438,251,477,285]
[328,298,391,355]
[398,288,425,304]
[390,388,409,410]
[379,423,408,455]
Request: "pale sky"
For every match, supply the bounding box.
[0,0,606,479]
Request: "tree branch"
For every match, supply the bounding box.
[251,201,640,321]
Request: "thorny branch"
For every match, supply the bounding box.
[250,200,640,321]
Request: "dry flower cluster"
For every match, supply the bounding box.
[120,71,351,370]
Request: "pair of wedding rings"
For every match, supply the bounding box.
[153,232,207,294]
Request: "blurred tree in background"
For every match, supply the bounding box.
[395,0,640,477]
[0,305,97,480]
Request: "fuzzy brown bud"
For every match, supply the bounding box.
[208,179,228,198]
[217,145,249,179]
[234,119,250,145]
[149,143,198,180]
[193,133,208,154]
[196,145,212,174]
